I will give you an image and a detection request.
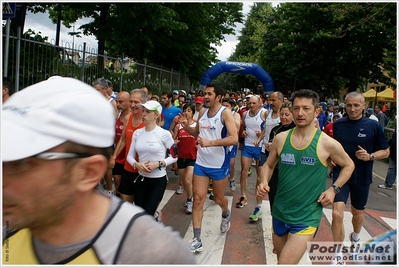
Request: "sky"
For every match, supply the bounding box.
[21,2,254,62]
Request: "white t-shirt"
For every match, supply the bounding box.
[127,126,177,178]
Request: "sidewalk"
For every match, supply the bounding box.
[372,159,394,187]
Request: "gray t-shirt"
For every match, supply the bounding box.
[31,193,196,264]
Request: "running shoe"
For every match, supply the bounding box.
[235,197,247,208]
[251,159,256,166]
[186,201,193,214]
[107,190,115,196]
[229,179,236,191]
[220,212,231,233]
[248,168,252,176]
[154,211,162,223]
[208,183,213,193]
[249,207,262,222]
[209,192,214,201]
[378,184,393,190]
[331,258,346,265]
[176,185,184,194]
[189,237,203,253]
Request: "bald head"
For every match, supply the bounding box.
[116,91,131,112]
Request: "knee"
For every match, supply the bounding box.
[332,208,344,222]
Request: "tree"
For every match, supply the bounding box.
[259,3,396,93]
[27,3,243,85]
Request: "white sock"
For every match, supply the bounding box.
[352,231,360,241]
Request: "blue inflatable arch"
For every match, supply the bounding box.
[199,61,274,93]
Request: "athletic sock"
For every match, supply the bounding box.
[352,231,360,241]
[193,228,201,242]
[222,209,230,218]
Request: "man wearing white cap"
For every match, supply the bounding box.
[2,76,196,264]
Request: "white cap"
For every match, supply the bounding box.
[139,100,162,114]
[246,94,253,98]
[2,76,115,161]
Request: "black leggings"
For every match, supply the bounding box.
[133,175,167,216]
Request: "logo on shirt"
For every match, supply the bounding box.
[214,118,220,124]
[358,128,366,138]
[210,126,216,130]
[280,153,296,165]
[300,156,316,166]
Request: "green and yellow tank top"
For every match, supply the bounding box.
[272,128,327,227]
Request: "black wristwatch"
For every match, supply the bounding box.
[369,154,374,161]
[158,161,163,170]
[331,184,341,194]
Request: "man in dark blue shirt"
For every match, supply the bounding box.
[330,91,389,265]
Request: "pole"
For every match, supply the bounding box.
[81,42,86,82]
[120,53,124,92]
[4,19,11,77]
[15,27,21,92]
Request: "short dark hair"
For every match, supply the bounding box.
[141,85,152,94]
[162,91,173,99]
[291,89,319,109]
[3,77,14,96]
[206,83,224,98]
[183,103,195,114]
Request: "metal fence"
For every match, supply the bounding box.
[2,32,193,96]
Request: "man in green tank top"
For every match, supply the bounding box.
[257,89,355,264]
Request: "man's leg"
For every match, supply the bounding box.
[237,155,252,208]
[351,206,364,237]
[192,174,210,229]
[332,202,346,242]
[212,175,229,212]
[278,233,314,264]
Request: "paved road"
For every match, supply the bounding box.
[156,152,396,265]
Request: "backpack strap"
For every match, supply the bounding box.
[92,201,146,264]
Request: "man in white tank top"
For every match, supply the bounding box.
[249,91,283,221]
[179,83,238,253]
[236,95,267,214]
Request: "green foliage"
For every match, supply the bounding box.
[27,3,244,85]
[226,3,396,95]
[261,3,397,93]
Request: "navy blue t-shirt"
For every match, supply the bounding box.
[333,116,388,184]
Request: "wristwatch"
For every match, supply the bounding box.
[331,184,341,194]
[158,161,163,170]
[369,153,374,161]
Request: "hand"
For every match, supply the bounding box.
[254,139,260,147]
[174,139,180,144]
[138,160,152,174]
[197,136,211,147]
[109,156,116,169]
[317,187,335,206]
[265,142,272,152]
[242,130,247,137]
[256,183,270,198]
[355,145,370,161]
[255,130,262,137]
[179,113,188,127]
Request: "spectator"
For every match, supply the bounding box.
[365,107,378,122]
[316,105,327,130]
[375,104,388,132]
[2,76,196,264]
[378,128,396,190]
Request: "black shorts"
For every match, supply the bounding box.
[177,158,195,169]
[118,169,139,195]
[112,162,125,176]
[333,182,370,210]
